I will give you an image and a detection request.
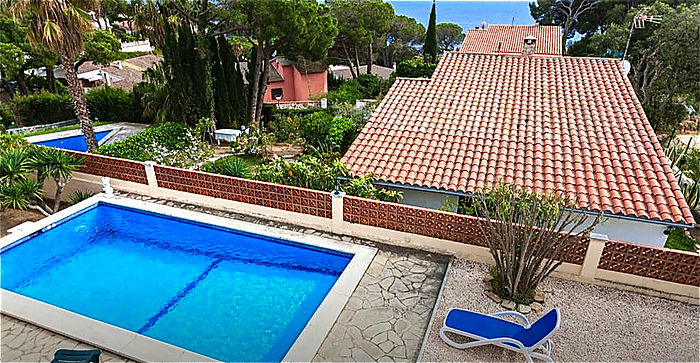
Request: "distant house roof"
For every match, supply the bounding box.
[343,51,694,225]
[330,65,394,80]
[238,62,284,83]
[77,54,163,90]
[459,25,562,56]
[275,57,327,74]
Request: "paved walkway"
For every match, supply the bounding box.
[1,193,448,362]
[1,315,130,362]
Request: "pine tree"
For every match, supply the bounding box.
[423,0,438,63]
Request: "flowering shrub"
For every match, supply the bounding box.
[96,122,212,168]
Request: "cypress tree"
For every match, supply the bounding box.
[423,0,438,63]
[217,37,248,128]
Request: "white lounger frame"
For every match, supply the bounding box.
[439,309,559,363]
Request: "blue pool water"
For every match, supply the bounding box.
[0,203,352,361]
[34,131,111,151]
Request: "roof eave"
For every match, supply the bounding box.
[354,178,695,229]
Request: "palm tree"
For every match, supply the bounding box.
[9,0,99,151]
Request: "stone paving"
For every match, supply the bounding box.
[314,250,445,362]
[1,315,131,362]
[1,192,449,362]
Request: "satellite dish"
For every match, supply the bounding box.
[621,60,631,75]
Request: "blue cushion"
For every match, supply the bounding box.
[445,309,558,348]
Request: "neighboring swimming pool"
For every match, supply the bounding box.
[0,197,374,361]
[33,130,111,151]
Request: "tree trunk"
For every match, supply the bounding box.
[354,46,362,77]
[255,49,272,127]
[46,64,55,93]
[342,42,357,78]
[15,74,29,96]
[60,53,98,152]
[249,41,263,126]
[367,42,373,74]
[53,180,66,214]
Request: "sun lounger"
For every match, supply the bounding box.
[51,349,101,363]
[439,308,560,362]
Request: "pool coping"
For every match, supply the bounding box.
[0,195,377,362]
[24,124,121,146]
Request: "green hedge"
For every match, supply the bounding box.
[11,91,75,125]
[11,87,149,126]
[96,122,193,161]
[0,103,15,128]
[396,58,437,78]
[85,86,137,123]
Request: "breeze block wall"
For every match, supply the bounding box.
[153,165,332,218]
[343,196,590,265]
[67,151,148,185]
[598,239,700,286]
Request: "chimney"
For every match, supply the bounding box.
[523,36,537,55]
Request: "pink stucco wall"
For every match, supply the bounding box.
[263,62,327,102]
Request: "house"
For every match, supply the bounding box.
[39,54,163,91]
[459,24,562,56]
[263,57,327,103]
[329,64,395,81]
[342,50,695,246]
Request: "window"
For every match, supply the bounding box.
[271,88,283,100]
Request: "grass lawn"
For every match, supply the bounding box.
[20,121,116,137]
[664,228,698,252]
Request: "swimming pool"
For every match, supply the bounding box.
[0,196,375,361]
[34,130,111,151]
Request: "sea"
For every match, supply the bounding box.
[386,1,535,31]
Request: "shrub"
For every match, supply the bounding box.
[326,83,363,104]
[664,228,698,252]
[201,156,252,178]
[326,117,356,153]
[96,122,212,168]
[254,155,347,191]
[298,111,359,153]
[473,182,599,303]
[299,111,333,147]
[85,86,136,123]
[0,103,15,128]
[26,76,70,94]
[352,74,383,98]
[343,175,402,202]
[396,58,437,78]
[254,155,401,202]
[0,133,28,150]
[11,91,74,125]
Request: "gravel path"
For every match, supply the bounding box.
[421,259,700,362]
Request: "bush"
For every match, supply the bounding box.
[0,103,15,128]
[396,58,437,78]
[11,91,74,125]
[26,76,70,94]
[299,111,334,147]
[664,228,698,252]
[85,86,137,123]
[254,155,401,202]
[298,111,359,153]
[326,117,356,153]
[254,155,347,191]
[96,122,212,168]
[201,156,252,178]
[326,83,363,104]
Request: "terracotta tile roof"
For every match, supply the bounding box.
[459,25,562,56]
[77,54,163,90]
[343,52,695,225]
